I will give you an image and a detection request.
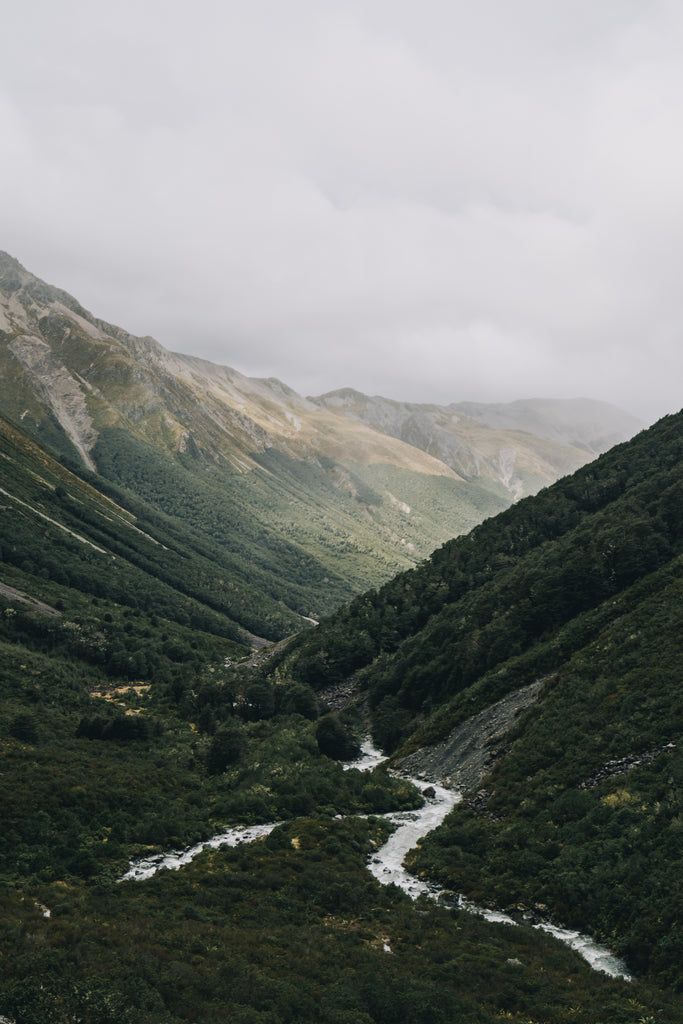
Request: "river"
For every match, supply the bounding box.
[121,738,631,980]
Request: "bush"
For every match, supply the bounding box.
[206,725,246,774]
[316,715,359,760]
[8,712,39,744]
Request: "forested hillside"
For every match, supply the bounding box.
[0,411,311,641]
[1,251,641,636]
[277,411,680,736]
[0,398,681,1019]
[275,409,683,987]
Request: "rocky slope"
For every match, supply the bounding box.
[311,388,640,501]
[394,678,547,792]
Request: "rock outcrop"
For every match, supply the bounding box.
[395,678,549,792]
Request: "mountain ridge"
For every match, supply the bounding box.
[0,248,641,632]
[310,387,641,500]
[449,396,643,454]
[1,250,638,488]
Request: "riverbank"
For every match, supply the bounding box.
[119,736,631,980]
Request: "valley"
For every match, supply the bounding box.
[0,251,680,1023]
[1,250,641,637]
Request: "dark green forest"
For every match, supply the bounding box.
[275,410,683,991]
[0,406,681,1022]
[276,412,681,721]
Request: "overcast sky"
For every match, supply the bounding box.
[2,1,683,423]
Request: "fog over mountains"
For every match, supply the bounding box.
[0,251,641,610]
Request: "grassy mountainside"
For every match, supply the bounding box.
[311,389,640,498]
[0,410,317,640]
[89,425,508,628]
[275,409,683,986]
[0,251,484,623]
[1,250,641,635]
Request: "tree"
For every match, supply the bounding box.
[316,715,359,760]
[8,712,39,744]
[206,725,246,774]
[279,682,319,720]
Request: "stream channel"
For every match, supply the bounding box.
[121,739,631,981]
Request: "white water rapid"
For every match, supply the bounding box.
[358,740,631,980]
[119,823,281,882]
[120,738,631,979]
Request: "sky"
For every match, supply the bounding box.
[2,0,682,424]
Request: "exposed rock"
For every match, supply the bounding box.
[317,678,358,712]
[578,742,677,790]
[394,677,551,792]
[240,635,293,669]
[0,582,61,618]
[8,334,97,470]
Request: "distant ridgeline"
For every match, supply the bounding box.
[0,250,641,640]
[275,409,683,985]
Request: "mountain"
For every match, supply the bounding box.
[0,253,680,1017]
[275,408,683,985]
[0,401,680,1023]
[449,397,643,455]
[0,405,287,653]
[311,389,641,500]
[0,251,640,637]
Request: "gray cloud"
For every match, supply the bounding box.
[2,0,682,422]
